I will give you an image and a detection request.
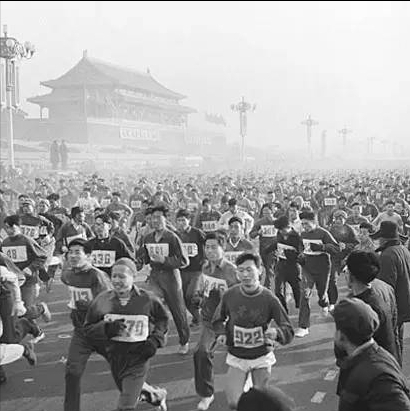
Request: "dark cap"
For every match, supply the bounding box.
[370,221,406,241]
[333,298,379,344]
[238,384,295,411]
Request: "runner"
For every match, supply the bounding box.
[193,232,238,410]
[213,253,294,410]
[84,258,169,411]
[136,205,191,355]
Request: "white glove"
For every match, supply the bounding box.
[13,301,27,317]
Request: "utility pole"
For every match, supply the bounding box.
[301,114,318,158]
[338,126,352,150]
[321,130,327,159]
[231,96,256,163]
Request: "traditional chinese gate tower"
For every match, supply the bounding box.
[26,50,195,151]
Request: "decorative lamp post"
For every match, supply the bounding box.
[338,126,352,150]
[301,114,318,158]
[0,25,35,168]
[231,96,256,163]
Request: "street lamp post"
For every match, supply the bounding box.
[231,96,256,163]
[338,126,352,150]
[301,114,318,158]
[0,25,35,169]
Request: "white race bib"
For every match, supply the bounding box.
[67,286,93,309]
[131,200,142,209]
[91,250,116,267]
[233,325,264,348]
[101,199,111,208]
[21,225,40,239]
[188,202,198,211]
[303,239,323,255]
[183,243,198,257]
[202,221,218,232]
[146,243,169,258]
[261,225,277,237]
[39,226,48,235]
[277,243,296,260]
[3,246,28,263]
[104,314,149,342]
[225,251,242,265]
[324,198,337,207]
[202,274,228,297]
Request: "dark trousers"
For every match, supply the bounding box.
[261,251,274,290]
[111,360,149,411]
[181,270,202,324]
[328,262,341,305]
[298,266,330,329]
[149,269,190,345]
[398,322,404,367]
[274,260,302,313]
[193,322,216,398]
[64,328,108,411]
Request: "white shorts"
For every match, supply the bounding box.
[226,351,276,373]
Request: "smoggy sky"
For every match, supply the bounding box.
[1,1,409,152]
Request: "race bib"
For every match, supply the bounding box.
[101,199,111,208]
[233,325,264,348]
[67,286,93,309]
[225,251,242,265]
[277,243,296,260]
[91,250,116,267]
[261,225,277,237]
[376,193,382,200]
[21,225,40,239]
[66,232,87,245]
[146,243,169,258]
[3,246,27,263]
[188,202,198,211]
[104,314,149,342]
[130,200,142,209]
[39,226,48,235]
[202,274,228,297]
[303,239,323,255]
[237,206,247,213]
[183,243,198,257]
[324,198,337,206]
[202,221,218,232]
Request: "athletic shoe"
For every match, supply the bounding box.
[23,342,37,366]
[31,330,45,344]
[321,306,330,318]
[178,343,189,355]
[197,395,214,410]
[156,388,167,411]
[328,304,335,314]
[294,327,309,338]
[40,302,52,322]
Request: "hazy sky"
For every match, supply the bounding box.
[1,1,410,151]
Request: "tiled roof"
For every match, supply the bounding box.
[40,53,186,100]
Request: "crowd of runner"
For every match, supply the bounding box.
[1,166,410,410]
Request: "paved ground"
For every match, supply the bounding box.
[1,276,410,411]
